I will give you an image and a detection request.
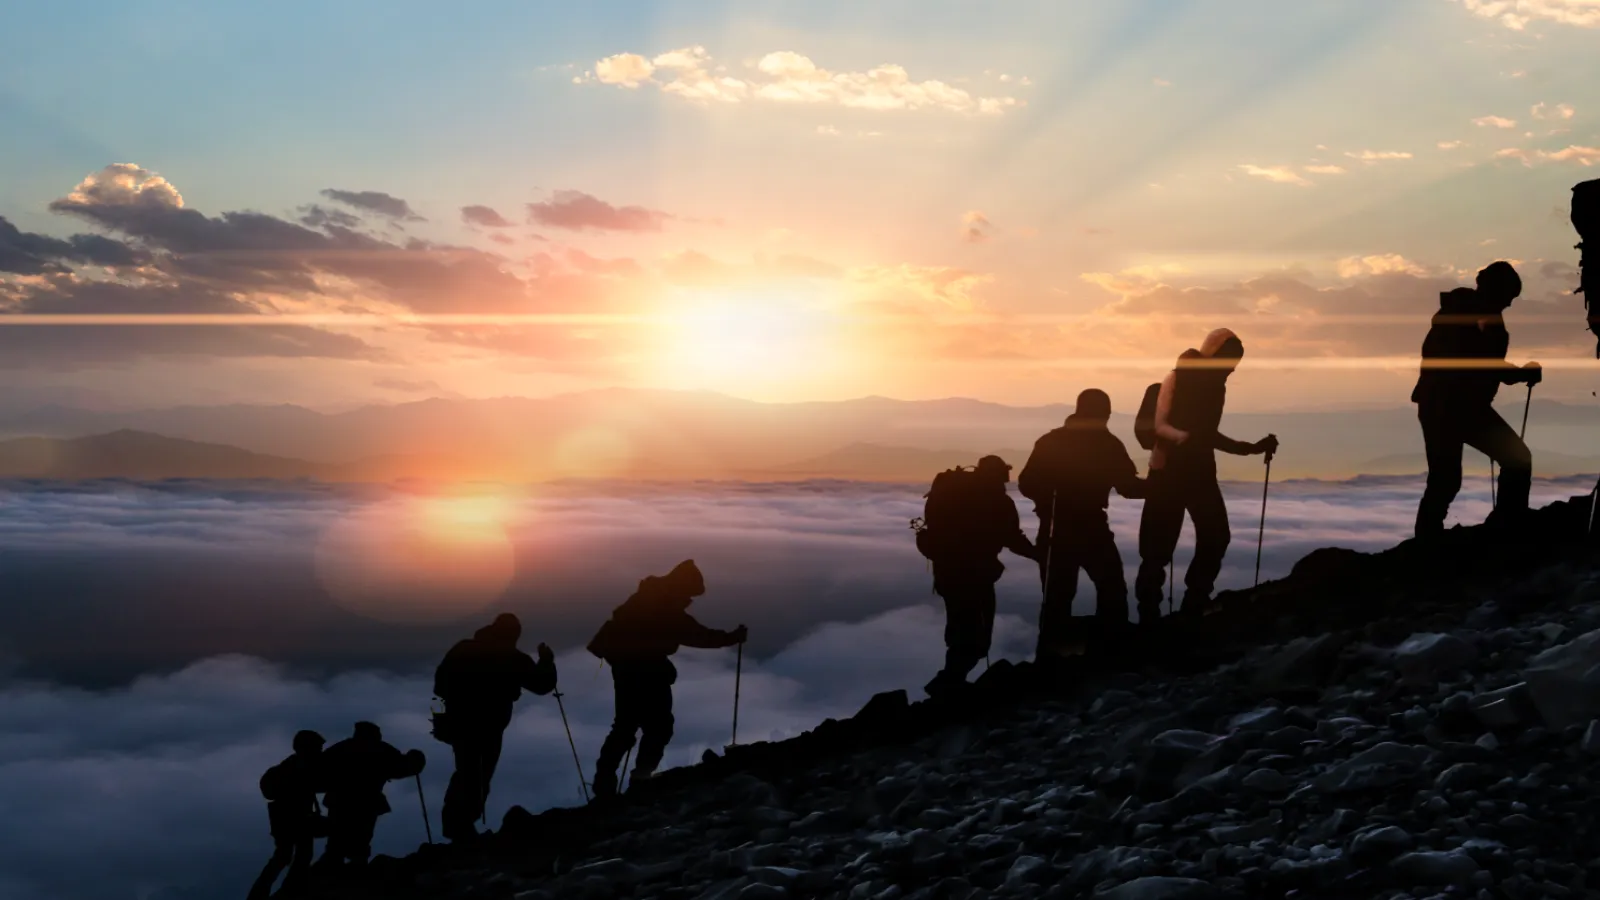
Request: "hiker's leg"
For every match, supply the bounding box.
[1468,407,1531,517]
[349,813,378,864]
[246,840,294,900]
[1135,469,1184,621]
[632,678,675,780]
[1416,405,1465,538]
[1084,523,1130,626]
[441,734,484,839]
[594,671,643,797]
[1037,538,1082,658]
[1183,478,1231,608]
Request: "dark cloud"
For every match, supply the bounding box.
[298,204,363,230]
[319,189,424,221]
[0,215,147,274]
[461,205,514,228]
[526,190,670,232]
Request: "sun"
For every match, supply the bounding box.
[650,285,843,394]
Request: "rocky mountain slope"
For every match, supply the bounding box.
[320,491,1600,900]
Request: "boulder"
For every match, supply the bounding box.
[1391,633,1478,682]
[1523,629,1600,729]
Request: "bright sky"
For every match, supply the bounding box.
[2,0,1598,412]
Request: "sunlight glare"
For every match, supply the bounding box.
[313,490,519,624]
[652,286,837,393]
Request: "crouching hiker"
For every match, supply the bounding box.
[587,559,746,800]
[248,730,328,900]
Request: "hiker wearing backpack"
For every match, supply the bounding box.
[315,721,426,870]
[1133,330,1278,623]
[914,455,1037,696]
[431,613,556,843]
[586,559,746,799]
[1412,262,1542,537]
[1018,389,1146,659]
[247,730,329,900]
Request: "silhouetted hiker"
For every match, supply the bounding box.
[1412,261,1542,537]
[432,613,556,843]
[315,721,426,870]
[1018,389,1146,659]
[248,730,328,900]
[1134,330,1278,623]
[586,559,746,799]
[914,455,1037,696]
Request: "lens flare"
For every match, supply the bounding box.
[313,491,518,624]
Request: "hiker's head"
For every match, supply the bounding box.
[293,730,325,756]
[1477,261,1522,308]
[1073,389,1112,423]
[353,721,382,742]
[1195,328,1244,377]
[663,559,705,600]
[478,612,522,648]
[976,455,1012,484]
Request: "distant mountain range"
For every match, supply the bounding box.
[0,389,1595,482]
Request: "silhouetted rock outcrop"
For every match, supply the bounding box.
[313,492,1600,899]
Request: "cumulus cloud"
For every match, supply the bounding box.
[1344,150,1415,162]
[319,189,423,221]
[1474,115,1519,129]
[961,210,994,243]
[1303,164,1347,175]
[1455,0,1600,29]
[526,190,671,232]
[1438,140,1467,150]
[460,205,515,228]
[1532,102,1577,120]
[54,162,184,210]
[1494,145,1600,166]
[579,46,1022,115]
[849,264,993,310]
[0,215,148,275]
[1238,165,1311,186]
[1335,254,1437,279]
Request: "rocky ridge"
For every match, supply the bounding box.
[329,492,1600,900]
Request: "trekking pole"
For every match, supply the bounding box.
[731,640,743,747]
[415,773,434,844]
[1041,490,1057,602]
[1521,382,1534,439]
[1254,450,1274,588]
[552,690,589,804]
[620,747,632,793]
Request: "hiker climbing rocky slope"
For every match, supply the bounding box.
[327,492,1600,900]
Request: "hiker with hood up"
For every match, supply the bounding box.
[1134,329,1278,623]
[914,455,1038,696]
[315,721,426,870]
[1412,261,1542,537]
[1018,389,1146,659]
[248,729,328,900]
[432,613,556,842]
[587,559,746,799]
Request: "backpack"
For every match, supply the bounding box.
[260,761,289,802]
[586,618,620,661]
[913,466,985,560]
[1133,382,1163,451]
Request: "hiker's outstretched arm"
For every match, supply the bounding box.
[1212,432,1256,455]
[678,614,740,649]
[1111,446,1146,499]
[518,648,557,696]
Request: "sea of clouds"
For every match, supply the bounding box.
[0,474,1591,899]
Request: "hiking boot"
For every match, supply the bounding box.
[591,769,618,801]
[923,670,963,698]
[626,770,654,793]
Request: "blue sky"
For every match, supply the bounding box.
[1,0,1598,410]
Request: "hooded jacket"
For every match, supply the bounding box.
[1411,287,1513,409]
[433,618,556,728]
[587,563,741,683]
[320,734,422,816]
